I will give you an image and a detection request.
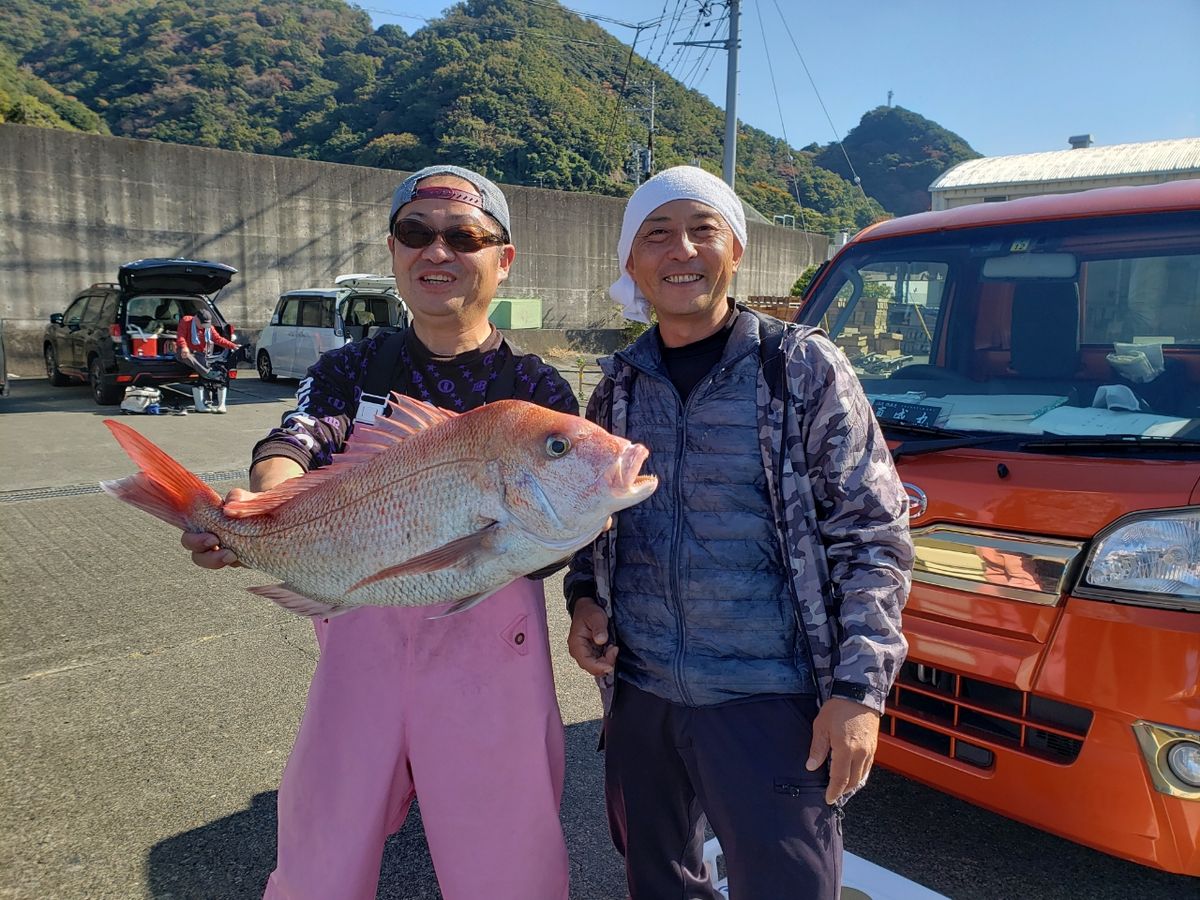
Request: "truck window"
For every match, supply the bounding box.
[803,215,1199,439]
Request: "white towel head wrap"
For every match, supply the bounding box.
[610,166,747,323]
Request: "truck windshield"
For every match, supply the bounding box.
[801,212,1200,444]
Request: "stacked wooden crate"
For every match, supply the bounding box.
[745,296,803,321]
[873,331,906,360]
[899,318,933,356]
[834,326,870,359]
[848,291,891,335]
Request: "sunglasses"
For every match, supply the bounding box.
[391,219,508,253]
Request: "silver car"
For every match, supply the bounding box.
[254,274,408,382]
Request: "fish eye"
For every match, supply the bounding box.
[545,435,572,458]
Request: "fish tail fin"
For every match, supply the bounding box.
[100,419,221,530]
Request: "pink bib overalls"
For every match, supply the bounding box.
[263,578,569,899]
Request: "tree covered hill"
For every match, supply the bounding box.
[812,105,981,216]
[0,0,985,231]
[0,44,110,132]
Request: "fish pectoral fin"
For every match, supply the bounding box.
[428,587,502,619]
[346,524,500,593]
[248,583,349,619]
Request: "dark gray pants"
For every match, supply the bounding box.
[604,683,842,900]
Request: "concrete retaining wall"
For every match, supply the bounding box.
[0,124,826,374]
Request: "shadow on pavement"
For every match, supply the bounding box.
[0,373,299,415]
[134,712,1200,900]
[145,720,623,900]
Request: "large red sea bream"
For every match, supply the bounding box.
[101,394,657,618]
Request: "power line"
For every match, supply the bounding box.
[358,2,661,34]
[601,21,653,181]
[488,26,629,49]
[680,7,727,90]
[512,0,660,31]
[751,0,812,251]
[353,5,432,24]
[650,0,688,68]
[660,11,706,82]
[768,0,866,197]
[641,0,673,68]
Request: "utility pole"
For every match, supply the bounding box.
[677,0,741,189]
[722,0,740,188]
[647,79,656,178]
[628,79,657,185]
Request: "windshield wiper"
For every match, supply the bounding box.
[1018,435,1200,453]
[876,419,1018,461]
[877,419,966,438]
[891,433,1017,461]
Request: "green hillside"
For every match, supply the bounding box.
[813,105,981,216]
[1,0,931,232]
[0,45,109,132]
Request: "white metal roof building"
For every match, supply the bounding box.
[928,136,1200,210]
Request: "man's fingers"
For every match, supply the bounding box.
[843,753,867,800]
[181,532,216,552]
[567,621,617,676]
[569,645,616,676]
[825,748,852,805]
[191,547,240,569]
[585,610,609,645]
[592,644,618,675]
[806,726,831,772]
[181,531,240,568]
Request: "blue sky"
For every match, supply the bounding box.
[356,0,1200,158]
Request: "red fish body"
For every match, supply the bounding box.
[102,394,657,618]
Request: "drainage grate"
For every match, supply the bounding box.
[0,470,248,503]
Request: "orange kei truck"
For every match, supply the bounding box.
[797,179,1199,875]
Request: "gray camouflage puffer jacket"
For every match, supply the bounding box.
[565,306,913,715]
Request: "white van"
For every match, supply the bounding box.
[255,274,409,381]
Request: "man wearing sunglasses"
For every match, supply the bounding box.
[181,165,575,900]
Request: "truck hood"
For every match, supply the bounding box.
[898,449,1197,537]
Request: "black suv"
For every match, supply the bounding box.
[44,258,240,405]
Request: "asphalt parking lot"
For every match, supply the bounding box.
[1,372,1194,899]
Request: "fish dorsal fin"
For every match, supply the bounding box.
[336,392,459,463]
[224,394,457,519]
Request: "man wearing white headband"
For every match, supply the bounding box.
[566,166,913,898]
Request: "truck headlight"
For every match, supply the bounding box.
[1133,722,1200,799]
[1168,741,1200,788]
[1075,509,1200,610]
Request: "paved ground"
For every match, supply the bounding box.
[1,372,1194,899]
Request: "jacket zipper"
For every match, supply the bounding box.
[669,391,690,705]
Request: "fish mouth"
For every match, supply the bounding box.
[607,442,657,500]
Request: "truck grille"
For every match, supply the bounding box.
[881,661,1092,769]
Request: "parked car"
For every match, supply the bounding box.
[43,258,241,405]
[796,179,1200,874]
[254,273,408,382]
